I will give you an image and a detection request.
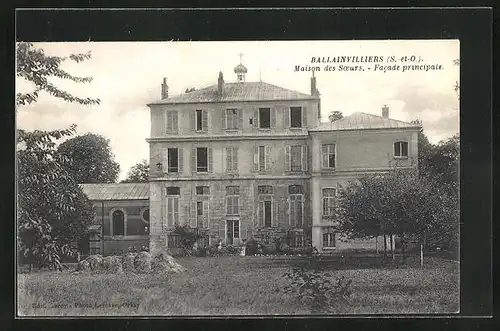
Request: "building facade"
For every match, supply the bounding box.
[146,62,420,254]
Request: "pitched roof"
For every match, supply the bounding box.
[149,81,317,105]
[310,112,421,132]
[80,183,149,201]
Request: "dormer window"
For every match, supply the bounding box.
[394,141,409,158]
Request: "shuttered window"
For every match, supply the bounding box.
[289,185,304,228]
[226,147,238,172]
[166,111,178,134]
[225,109,241,130]
[286,146,308,172]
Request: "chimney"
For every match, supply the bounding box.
[310,70,317,96]
[161,77,168,99]
[218,71,224,95]
[382,104,389,118]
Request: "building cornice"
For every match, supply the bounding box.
[149,174,311,181]
[146,133,310,142]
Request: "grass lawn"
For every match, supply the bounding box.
[17,255,459,316]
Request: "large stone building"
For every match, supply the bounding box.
[145,60,421,254]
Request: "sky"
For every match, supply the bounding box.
[16,40,459,181]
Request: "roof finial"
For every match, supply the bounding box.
[238,52,244,64]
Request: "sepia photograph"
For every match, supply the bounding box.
[16,39,460,316]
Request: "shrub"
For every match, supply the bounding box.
[134,251,152,273]
[245,238,258,256]
[280,257,352,313]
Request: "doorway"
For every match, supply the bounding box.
[226,219,240,245]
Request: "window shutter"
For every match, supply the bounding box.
[272,198,278,227]
[222,109,227,130]
[233,148,238,172]
[286,197,291,227]
[166,198,173,227]
[191,148,197,172]
[238,109,243,129]
[172,111,178,133]
[284,108,290,128]
[253,108,259,128]
[163,149,168,173]
[270,107,276,128]
[219,220,226,244]
[241,222,247,240]
[190,110,196,131]
[265,146,271,171]
[301,145,308,171]
[253,146,259,172]
[190,201,197,228]
[285,145,291,171]
[208,147,213,172]
[321,145,328,168]
[225,147,231,171]
[178,148,184,173]
[202,110,208,132]
[302,107,307,127]
[258,201,264,227]
[165,112,171,134]
[203,200,209,229]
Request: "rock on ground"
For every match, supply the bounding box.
[101,255,123,274]
[134,251,152,273]
[122,253,136,273]
[151,253,187,274]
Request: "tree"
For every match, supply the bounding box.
[122,159,149,183]
[334,167,457,263]
[328,111,343,122]
[18,126,95,270]
[16,42,100,107]
[185,87,196,93]
[16,43,100,270]
[57,133,120,183]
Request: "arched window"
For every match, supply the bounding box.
[141,208,150,224]
[112,210,125,236]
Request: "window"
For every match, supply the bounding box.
[285,145,308,172]
[226,220,240,245]
[290,107,302,128]
[259,146,266,172]
[226,186,240,216]
[167,233,181,248]
[166,111,178,134]
[197,147,208,172]
[197,201,203,216]
[192,109,208,132]
[259,108,271,129]
[394,141,409,158]
[290,146,302,171]
[226,147,238,172]
[167,148,179,172]
[225,109,240,129]
[258,186,274,228]
[141,208,150,223]
[289,185,304,227]
[196,186,210,195]
[166,187,180,227]
[112,210,125,236]
[258,185,273,195]
[294,232,305,248]
[196,109,203,131]
[322,188,336,217]
[322,144,336,168]
[322,227,336,248]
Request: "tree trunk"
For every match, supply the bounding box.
[383,233,387,260]
[420,243,424,267]
[401,237,406,264]
[390,235,395,260]
[375,235,379,255]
